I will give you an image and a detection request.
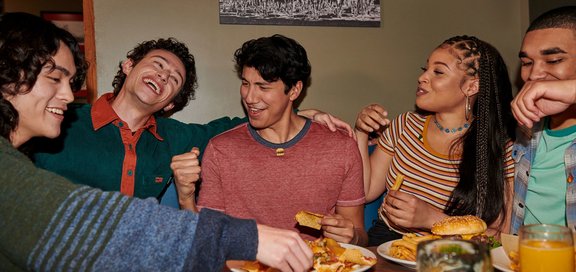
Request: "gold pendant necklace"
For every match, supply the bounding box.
[276,148,285,157]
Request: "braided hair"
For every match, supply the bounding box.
[441,36,516,226]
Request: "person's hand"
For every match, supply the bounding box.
[256,224,313,272]
[355,104,390,135]
[382,190,445,229]
[511,80,576,128]
[298,109,354,138]
[320,214,356,244]
[171,147,201,211]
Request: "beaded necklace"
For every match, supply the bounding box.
[433,117,470,133]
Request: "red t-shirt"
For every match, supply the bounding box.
[198,120,365,240]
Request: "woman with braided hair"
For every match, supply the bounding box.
[355,35,516,245]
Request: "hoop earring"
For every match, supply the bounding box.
[465,95,472,121]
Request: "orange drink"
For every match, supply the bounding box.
[519,240,574,272]
[519,224,574,272]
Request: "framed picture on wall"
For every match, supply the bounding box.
[41,12,88,101]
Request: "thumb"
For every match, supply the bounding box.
[191,147,200,156]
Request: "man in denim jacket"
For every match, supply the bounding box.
[509,6,576,234]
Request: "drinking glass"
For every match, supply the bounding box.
[519,224,574,272]
[416,239,492,272]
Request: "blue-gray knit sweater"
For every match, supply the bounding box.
[0,137,257,271]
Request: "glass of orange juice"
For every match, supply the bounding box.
[519,224,574,272]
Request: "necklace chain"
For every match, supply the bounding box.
[433,117,470,134]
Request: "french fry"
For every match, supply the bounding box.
[391,173,405,190]
[388,233,439,262]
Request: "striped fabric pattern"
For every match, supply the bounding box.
[377,112,514,235]
[27,187,130,271]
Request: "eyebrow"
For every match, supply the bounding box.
[432,61,451,70]
[519,47,567,58]
[152,55,184,82]
[52,65,72,77]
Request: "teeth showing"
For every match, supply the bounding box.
[144,78,160,94]
[46,107,64,115]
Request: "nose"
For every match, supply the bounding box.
[526,62,547,81]
[417,71,428,84]
[60,82,75,104]
[157,70,169,83]
[241,85,257,103]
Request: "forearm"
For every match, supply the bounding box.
[352,227,369,247]
[355,129,372,198]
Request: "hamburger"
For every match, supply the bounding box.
[431,215,487,241]
[431,215,502,249]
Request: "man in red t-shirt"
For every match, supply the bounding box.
[187,34,367,245]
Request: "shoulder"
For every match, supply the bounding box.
[208,123,249,144]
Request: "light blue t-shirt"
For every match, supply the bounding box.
[524,121,576,226]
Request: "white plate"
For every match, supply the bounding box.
[377,240,416,270]
[228,243,376,272]
[491,246,513,272]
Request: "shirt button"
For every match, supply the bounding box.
[127,170,133,176]
[568,174,574,183]
[118,122,124,127]
[518,203,524,208]
[526,171,529,177]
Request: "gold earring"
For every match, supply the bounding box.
[465,95,472,121]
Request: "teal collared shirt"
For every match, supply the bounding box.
[33,93,245,203]
[510,119,576,234]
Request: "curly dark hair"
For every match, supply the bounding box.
[528,6,576,32]
[111,38,197,115]
[0,12,87,140]
[439,36,516,227]
[234,34,311,93]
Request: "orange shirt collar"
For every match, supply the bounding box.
[91,92,163,140]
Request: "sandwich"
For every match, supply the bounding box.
[295,211,324,230]
[431,215,501,248]
[431,215,487,241]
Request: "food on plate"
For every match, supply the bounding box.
[241,261,278,272]
[391,173,404,191]
[295,210,324,230]
[508,250,519,271]
[431,215,486,240]
[431,215,501,249]
[309,237,376,271]
[240,237,376,272]
[388,233,440,261]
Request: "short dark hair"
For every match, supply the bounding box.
[234,34,311,93]
[0,12,87,139]
[527,6,576,32]
[111,38,197,115]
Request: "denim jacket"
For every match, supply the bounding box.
[510,120,576,234]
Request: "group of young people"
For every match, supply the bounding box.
[1,4,575,272]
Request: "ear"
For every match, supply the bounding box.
[464,78,480,96]
[288,81,303,101]
[163,102,175,112]
[121,59,135,75]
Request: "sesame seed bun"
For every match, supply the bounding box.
[431,215,487,236]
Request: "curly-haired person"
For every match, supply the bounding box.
[355,35,516,245]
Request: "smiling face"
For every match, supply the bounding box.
[240,66,300,131]
[121,49,185,113]
[519,28,576,83]
[6,42,76,147]
[416,47,477,114]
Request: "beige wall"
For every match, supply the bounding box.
[4,0,81,15]
[93,0,529,125]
